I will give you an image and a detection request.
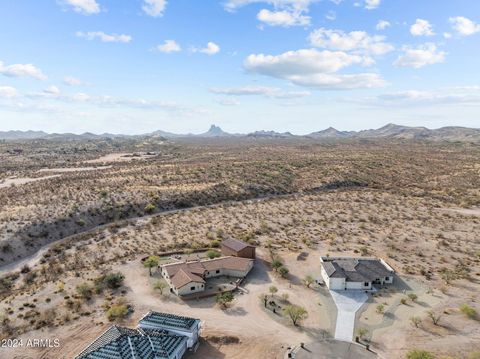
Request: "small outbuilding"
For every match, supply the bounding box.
[221,238,256,259]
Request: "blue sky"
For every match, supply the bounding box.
[0,0,479,134]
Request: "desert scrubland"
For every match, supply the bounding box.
[0,137,479,359]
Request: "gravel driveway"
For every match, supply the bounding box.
[330,290,369,341]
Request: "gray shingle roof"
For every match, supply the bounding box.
[322,258,392,283]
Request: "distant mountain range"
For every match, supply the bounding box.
[1,123,479,142]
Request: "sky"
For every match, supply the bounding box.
[0,0,479,135]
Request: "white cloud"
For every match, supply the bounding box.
[63,76,84,86]
[225,0,317,28]
[0,86,18,98]
[193,42,220,55]
[257,9,310,27]
[309,28,394,55]
[44,85,61,96]
[325,11,336,21]
[224,0,318,12]
[449,16,480,36]
[244,49,385,89]
[376,20,390,30]
[34,90,191,113]
[76,31,132,43]
[63,0,100,15]
[142,0,167,17]
[370,88,480,106]
[443,32,452,39]
[210,86,310,98]
[364,0,380,10]
[410,19,435,36]
[216,98,241,106]
[394,43,445,69]
[155,40,181,53]
[0,61,47,80]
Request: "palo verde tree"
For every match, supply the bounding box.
[282,305,308,326]
[144,256,160,276]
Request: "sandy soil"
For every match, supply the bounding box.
[83,153,156,164]
[0,175,61,189]
[1,249,335,359]
[37,166,112,173]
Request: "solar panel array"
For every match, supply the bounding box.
[76,326,187,359]
[140,312,198,331]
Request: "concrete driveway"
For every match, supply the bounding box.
[330,290,368,342]
[291,339,377,359]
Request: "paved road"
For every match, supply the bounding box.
[330,290,368,342]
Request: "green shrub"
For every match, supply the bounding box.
[278,266,289,278]
[210,240,220,248]
[144,203,156,214]
[96,272,125,291]
[206,250,221,259]
[106,304,129,321]
[459,304,477,319]
[76,282,94,300]
[406,349,434,359]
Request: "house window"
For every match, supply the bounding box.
[191,286,195,291]
[385,276,390,281]
[364,282,369,287]
[216,270,220,274]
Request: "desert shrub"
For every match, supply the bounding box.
[210,240,220,248]
[459,304,477,319]
[269,285,278,297]
[406,349,434,359]
[144,203,156,214]
[206,250,221,259]
[271,259,283,271]
[76,282,94,300]
[216,292,234,309]
[153,281,168,294]
[97,272,125,290]
[278,266,289,278]
[410,316,421,328]
[106,304,129,321]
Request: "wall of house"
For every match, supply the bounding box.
[221,245,255,259]
[238,246,256,259]
[221,245,238,257]
[328,277,346,290]
[346,281,371,290]
[204,262,253,279]
[383,275,394,284]
[176,282,204,296]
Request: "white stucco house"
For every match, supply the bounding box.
[320,256,395,290]
[161,256,254,296]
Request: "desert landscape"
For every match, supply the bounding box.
[0,135,479,359]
